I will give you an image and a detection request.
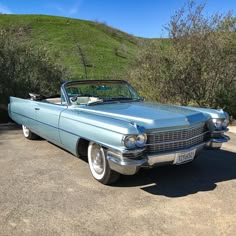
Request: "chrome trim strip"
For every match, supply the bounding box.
[209,135,230,143]
[211,128,229,134]
[121,148,146,154]
[60,86,70,105]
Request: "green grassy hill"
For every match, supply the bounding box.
[0,14,144,79]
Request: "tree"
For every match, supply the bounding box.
[0,30,68,121]
[128,1,236,116]
[0,31,67,106]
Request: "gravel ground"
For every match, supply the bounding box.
[0,124,236,236]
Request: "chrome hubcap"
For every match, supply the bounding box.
[91,145,104,174]
[22,125,29,136]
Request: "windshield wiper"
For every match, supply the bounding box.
[87,97,143,106]
[111,97,143,102]
[102,97,140,101]
[87,99,119,106]
[87,100,104,106]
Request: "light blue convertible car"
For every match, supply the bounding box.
[8,80,230,184]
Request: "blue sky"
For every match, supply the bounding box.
[0,0,235,38]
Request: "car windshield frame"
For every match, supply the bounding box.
[61,80,142,106]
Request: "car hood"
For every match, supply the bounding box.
[77,102,207,130]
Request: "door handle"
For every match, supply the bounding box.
[34,107,40,110]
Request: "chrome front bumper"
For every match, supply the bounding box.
[206,135,230,148]
[107,135,230,175]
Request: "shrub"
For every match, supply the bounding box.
[0,31,68,121]
[128,1,236,118]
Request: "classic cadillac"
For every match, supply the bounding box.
[8,80,230,184]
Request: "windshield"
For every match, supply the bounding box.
[63,80,141,105]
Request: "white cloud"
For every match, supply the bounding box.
[0,3,12,14]
[49,0,82,17]
[68,2,80,15]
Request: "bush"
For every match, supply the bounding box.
[0,34,67,100]
[0,30,68,122]
[216,88,236,120]
[128,1,236,118]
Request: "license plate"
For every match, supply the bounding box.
[174,149,196,165]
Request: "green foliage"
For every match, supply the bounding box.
[127,39,174,103]
[128,1,236,118]
[0,31,67,107]
[0,15,142,122]
[216,88,236,120]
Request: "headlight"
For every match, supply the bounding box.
[136,134,147,147]
[123,135,136,149]
[123,134,147,148]
[222,118,229,128]
[212,118,229,131]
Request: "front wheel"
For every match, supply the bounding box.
[88,142,120,185]
[22,125,38,140]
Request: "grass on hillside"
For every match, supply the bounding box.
[0,14,143,79]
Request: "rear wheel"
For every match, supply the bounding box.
[22,125,38,140]
[88,142,120,185]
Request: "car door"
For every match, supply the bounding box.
[34,102,67,144]
[9,97,38,132]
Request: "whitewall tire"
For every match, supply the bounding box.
[88,142,119,185]
[22,125,38,140]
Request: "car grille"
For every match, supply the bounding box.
[147,123,209,153]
